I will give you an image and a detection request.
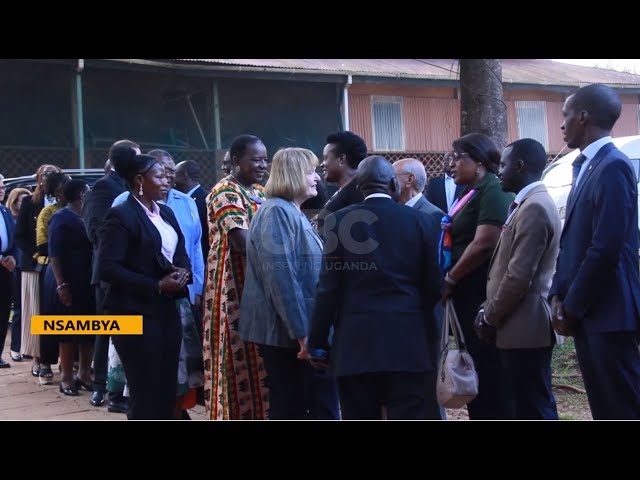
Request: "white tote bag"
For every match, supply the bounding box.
[436,300,479,408]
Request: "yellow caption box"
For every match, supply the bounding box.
[31,316,143,335]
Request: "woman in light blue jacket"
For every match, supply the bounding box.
[240,147,339,419]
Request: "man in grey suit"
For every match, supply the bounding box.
[393,158,444,236]
[474,138,561,419]
[393,157,445,419]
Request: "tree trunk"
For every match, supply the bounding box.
[459,59,507,150]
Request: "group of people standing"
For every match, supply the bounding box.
[0,82,638,420]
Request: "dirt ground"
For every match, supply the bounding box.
[444,337,591,420]
[550,338,591,420]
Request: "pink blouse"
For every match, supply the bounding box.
[132,196,178,262]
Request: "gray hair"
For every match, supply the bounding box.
[396,158,426,192]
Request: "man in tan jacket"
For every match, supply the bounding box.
[474,138,561,419]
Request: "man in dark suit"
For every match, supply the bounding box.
[175,160,209,266]
[0,174,17,368]
[82,139,139,409]
[314,131,368,238]
[308,156,442,419]
[550,84,640,419]
[425,154,465,213]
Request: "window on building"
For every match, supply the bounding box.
[371,96,404,151]
[515,100,548,149]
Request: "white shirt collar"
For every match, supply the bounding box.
[580,136,613,161]
[364,193,392,200]
[514,181,544,205]
[405,192,423,207]
[132,194,161,217]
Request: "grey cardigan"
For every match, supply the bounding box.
[239,197,324,349]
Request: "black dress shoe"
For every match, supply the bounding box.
[74,378,93,392]
[107,399,129,414]
[90,390,106,407]
[0,360,11,368]
[59,383,79,396]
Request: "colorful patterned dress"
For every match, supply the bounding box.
[202,177,269,419]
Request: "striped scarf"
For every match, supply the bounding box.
[438,189,477,274]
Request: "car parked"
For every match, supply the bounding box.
[3,168,105,199]
[542,135,640,228]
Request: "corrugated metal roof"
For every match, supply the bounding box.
[173,59,640,87]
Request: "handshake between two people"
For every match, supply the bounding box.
[297,336,330,370]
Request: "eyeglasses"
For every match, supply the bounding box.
[449,151,471,161]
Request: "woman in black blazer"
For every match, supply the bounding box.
[14,164,62,378]
[98,152,192,420]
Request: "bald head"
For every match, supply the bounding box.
[356,155,398,198]
[175,159,201,193]
[393,158,427,202]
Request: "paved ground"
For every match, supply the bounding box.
[2,322,470,421]
[0,322,206,420]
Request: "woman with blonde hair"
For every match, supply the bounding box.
[6,188,31,217]
[239,148,339,419]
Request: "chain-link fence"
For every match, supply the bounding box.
[375,151,562,179]
[0,147,76,178]
[1,147,562,186]
[0,147,225,188]
[86,148,224,189]
[373,151,449,179]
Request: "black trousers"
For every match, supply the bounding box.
[0,267,13,357]
[259,344,340,420]
[111,310,182,420]
[38,266,59,365]
[10,267,21,353]
[574,331,640,419]
[91,285,110,393]
[500,346,558,420]
[452,267,513,420]
[337,371,433,420]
